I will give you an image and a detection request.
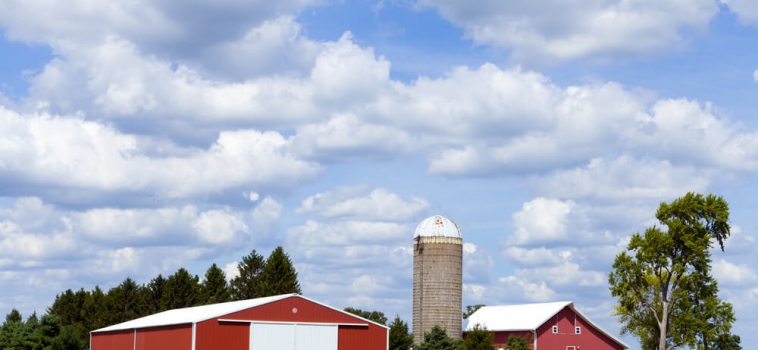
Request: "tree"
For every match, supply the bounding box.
[504,334,531,350]
[230,249,266,300]
[343,308,387,325]
[161,268,200,310]
[201,263,230,304]
[105,277,145,325]
[414,325,460,350]
[144,274,167,313]
[387,315,413,350]
[609,193,737,350]
[259,247,301,296]
[460,324,496,350]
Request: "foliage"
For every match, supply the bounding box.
[460,324,495,350]
[414,325,461,350]
[201,263,230,305]
[387,315,413,350]
[609,192,738,350]
[343,308,388,325]
[230,249,266,300]
[260,247,302,296]
[503,334,531,350]
[1,247,300,349]
[463,305,485,320]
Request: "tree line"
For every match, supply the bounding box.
[0,247,300,350]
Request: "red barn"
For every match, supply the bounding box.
[464,301,628,350]
[90,294,388,350]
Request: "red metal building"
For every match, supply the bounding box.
[464,301,628,350]
[91,294,388,350]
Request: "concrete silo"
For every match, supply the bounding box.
[412,215,462,342]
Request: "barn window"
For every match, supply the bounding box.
[575,326,581,334]
[552,326,558,333]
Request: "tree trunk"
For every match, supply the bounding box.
[659,301,668,350]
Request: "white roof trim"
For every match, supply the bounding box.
[218,319,368,327]
[465,301,628,349]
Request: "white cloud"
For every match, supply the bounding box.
[463,243,494,284]
[465,276,556,303]
[296,185,428,221]
[508,198,574,245]
[754,69,758,82]
[251,196,283,240]
[288,220,411,246]
[722,0,758,26]
[0,108,321,200]
[502,246,564,267]
[418,0,718,62]
[193,209,249,245]
[713,259,758,286]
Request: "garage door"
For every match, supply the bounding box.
[249,323,338,350]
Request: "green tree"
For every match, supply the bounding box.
[105,277,144,325]
[201,263,230,304]
[144,274,167,313]
[161,268,200,310]
[460,324,495,350]
[230,249,266,300]
[414,325,460,350]
[81,286,107,336]
[259,246,301,296]
[504,334,531,350]
[463,304,485,320]
[387,315,413,350]
[609,193,736,350]
[343,308,388,325]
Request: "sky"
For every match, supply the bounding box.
[0,0,757,349]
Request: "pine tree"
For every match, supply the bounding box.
[161,268,200,310]
[414,325,460,350]
[230,249,266,300]
[388,315,414,350]
[201,263,230,304]
[460,324,496,350]
[105,277,144,324]
[145,274,167,313]
[260,246,301,296]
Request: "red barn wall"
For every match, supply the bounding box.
[91,329,134,350]
[535,306,624,350]
[196,296,387,350]
[135,324,193,350]
[490,330,534,349]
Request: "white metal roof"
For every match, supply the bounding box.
[92,294,293,333]
[414,215,461,238]
[92,293,389,333]
[465,301,628,349]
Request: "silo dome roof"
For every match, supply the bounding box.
[414,215,461,238]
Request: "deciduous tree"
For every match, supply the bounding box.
[343,308,387,325]
[388,315,413,350]
[609,193,737,350]
[460,324,496,350]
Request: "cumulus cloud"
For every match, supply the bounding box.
[0,108,321,200]
[713,259,758,286]
[417,0,718,62]
[722,0,758,26]
[251,196,283,240]
[754,69,758,82]
[296,185,428,221]
[508,198,574,245]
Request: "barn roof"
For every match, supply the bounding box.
[93,294,292,333]
[465,301,628,349]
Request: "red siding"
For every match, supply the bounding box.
[535,306,625,350]
[195,296,387,350]
[489,330,534,349]
[135,324,193,350]
[91,330,134,350]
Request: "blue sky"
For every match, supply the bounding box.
[1,1,757,349]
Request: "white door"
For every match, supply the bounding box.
[250,323,338,350]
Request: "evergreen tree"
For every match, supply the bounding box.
[201,263,230,304]
[81,286,107,335]
[5,309,22,323]
[343,308,387,325]
[105,277,144,325]
[504,334,531,350]
[460,324,496,350]
[414,325,460,350]
[260,246,301,296]
[387,315,414,350]
[230,249,266,300]
[145,274,167,313]
[161,268,200,310]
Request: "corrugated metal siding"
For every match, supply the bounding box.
[135,324,192,350]
[197,297,387,350]
[536,306,625,350]
[91,329,134,350]
[487,330,534,349]
[195,321,248,350]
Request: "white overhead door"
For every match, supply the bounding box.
[250,323,338,350]
[295,324,338,350]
